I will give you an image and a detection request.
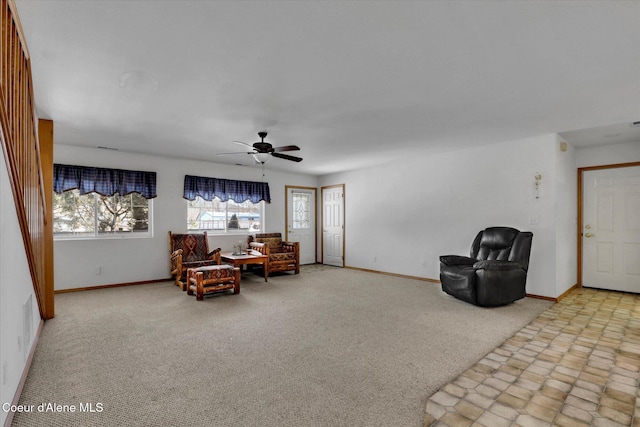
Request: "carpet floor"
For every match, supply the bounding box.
[11,266,552,427]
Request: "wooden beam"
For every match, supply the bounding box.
[38,119,54,319]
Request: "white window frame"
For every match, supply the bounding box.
[53,190,154,240]
[187,196,264,235]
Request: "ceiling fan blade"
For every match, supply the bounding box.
[273,145,300,152]
[272,152,303,162]
[216,151,255,156]
[233,140,254,149]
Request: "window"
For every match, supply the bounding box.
[292,191,311,229]
[187,196,263,233]
[53,190,152,238]
[52,164,157,239]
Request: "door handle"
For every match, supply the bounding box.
[585,233,593,238]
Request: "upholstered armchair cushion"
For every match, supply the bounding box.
[253,233,284,252]
[169,231,221,290]
[440,227,533,307]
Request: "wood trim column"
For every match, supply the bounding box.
[38,119,54,319]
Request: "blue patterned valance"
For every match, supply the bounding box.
[183,175,271,204]
[53,164,157,199]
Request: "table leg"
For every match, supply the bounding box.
[263,259,268,282]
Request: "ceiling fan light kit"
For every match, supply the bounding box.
[217,131,303,164]
[252,152,271,164]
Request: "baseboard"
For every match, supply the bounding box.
[345,266,439,283]
[525,293,557,302]
[3,319,43,427]
[556,283,580,301]
[344,266,573,303]
[525,284,580,303]
[54,278,173,294]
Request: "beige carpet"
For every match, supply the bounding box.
[11,266,552,427]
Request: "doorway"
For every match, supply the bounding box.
[285,186,317,265]
[322,184,344,267]
[579,162,640,293]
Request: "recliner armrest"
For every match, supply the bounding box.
[473,260,523,271]
[440,255,475,266]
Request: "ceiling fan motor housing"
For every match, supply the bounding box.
[253,131,275,152]
[218,131,302,162]
[253,142,275,153]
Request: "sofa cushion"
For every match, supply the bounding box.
[270,252,296,262]
[255,233,284,252]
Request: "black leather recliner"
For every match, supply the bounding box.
[440,227,533,307]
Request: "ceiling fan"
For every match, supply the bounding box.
[217,131,302,164]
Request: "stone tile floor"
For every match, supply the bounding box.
[424,287,640,427]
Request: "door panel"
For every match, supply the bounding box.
[286,187,316,265]
[322,185,344,267]
[582,166,640,293]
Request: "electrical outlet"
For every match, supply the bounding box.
[95,266,101,275]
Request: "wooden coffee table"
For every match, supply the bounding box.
[221,252,268,282]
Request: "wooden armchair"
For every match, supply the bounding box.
[168,231,221,290]
[248,233,300,276]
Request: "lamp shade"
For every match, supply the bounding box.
[252,153,271,164]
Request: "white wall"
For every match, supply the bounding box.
[319,134,570,299]
[52,137,640,294]
[576,140,640,168]
[53,145,318,290]
[0,152,41,426]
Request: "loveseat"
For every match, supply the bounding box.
[248,233,300,276]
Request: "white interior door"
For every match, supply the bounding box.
[582,166,640,293]
[286,187,316,265]
[322,185,344,267]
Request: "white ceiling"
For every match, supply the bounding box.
[15,0,640,175]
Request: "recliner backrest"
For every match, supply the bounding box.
[470,227,520,262]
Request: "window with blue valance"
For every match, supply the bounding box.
[53,164,157,199]
[183,175,271,204]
